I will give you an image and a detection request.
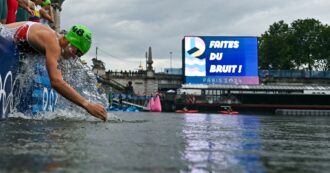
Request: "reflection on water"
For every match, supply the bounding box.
[183,114,265,173]
[1,113,330,173]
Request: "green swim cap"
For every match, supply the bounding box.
[65,24,92,54]
[41,0,51,7]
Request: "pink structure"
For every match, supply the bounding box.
[147,94,162,112]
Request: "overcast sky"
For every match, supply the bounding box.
[60,0,330,72]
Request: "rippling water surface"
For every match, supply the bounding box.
[1,113,330,173]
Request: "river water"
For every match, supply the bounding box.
[0,112,330,173]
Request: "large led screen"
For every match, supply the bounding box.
[183,36,259,85]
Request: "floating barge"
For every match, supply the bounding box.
[175,84,330,114]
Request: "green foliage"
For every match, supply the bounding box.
[259,18,330,71]
[259,20,293,69]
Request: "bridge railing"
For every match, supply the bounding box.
[106,70,330,79]
[105,71,145,78]
[259,70,330,79]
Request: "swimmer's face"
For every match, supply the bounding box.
[62,44,80,61]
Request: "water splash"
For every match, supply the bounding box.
[56,59,123,121]
[0,24,17,41]
[57,59,107,106]
[7,52,122,121]
[11,53,41,113]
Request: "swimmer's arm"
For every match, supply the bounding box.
[42,41,106,121]
[45,56,107,120]
[45,51,88,109]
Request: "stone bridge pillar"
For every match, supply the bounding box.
[51,0,65,32]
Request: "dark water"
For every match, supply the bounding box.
[0,113,330,173]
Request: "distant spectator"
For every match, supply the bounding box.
[108,91,113,106]
[16,7,28,21]
[16,0,34,22]
[39,0,54,26]
[6,0,18,24]
[16,0,34,15]
[6,0,34,24]
[29,5,40,21]
[29,0,53,24]
[0,0,8,24]
[29,0,42,22]
[124,81,134,95]
[119,94,123,106]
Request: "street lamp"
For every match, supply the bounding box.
[309,53,312,77]
[170,51,173,74]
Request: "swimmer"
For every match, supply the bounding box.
[0,22,107,121]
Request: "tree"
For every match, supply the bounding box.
[259,20,293,69]
[318,25,330,71]
[288,18,325,70]
[259,18,329,71]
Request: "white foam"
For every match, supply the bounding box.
[107,112,123,122]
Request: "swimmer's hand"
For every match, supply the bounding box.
[84,102,107,121]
